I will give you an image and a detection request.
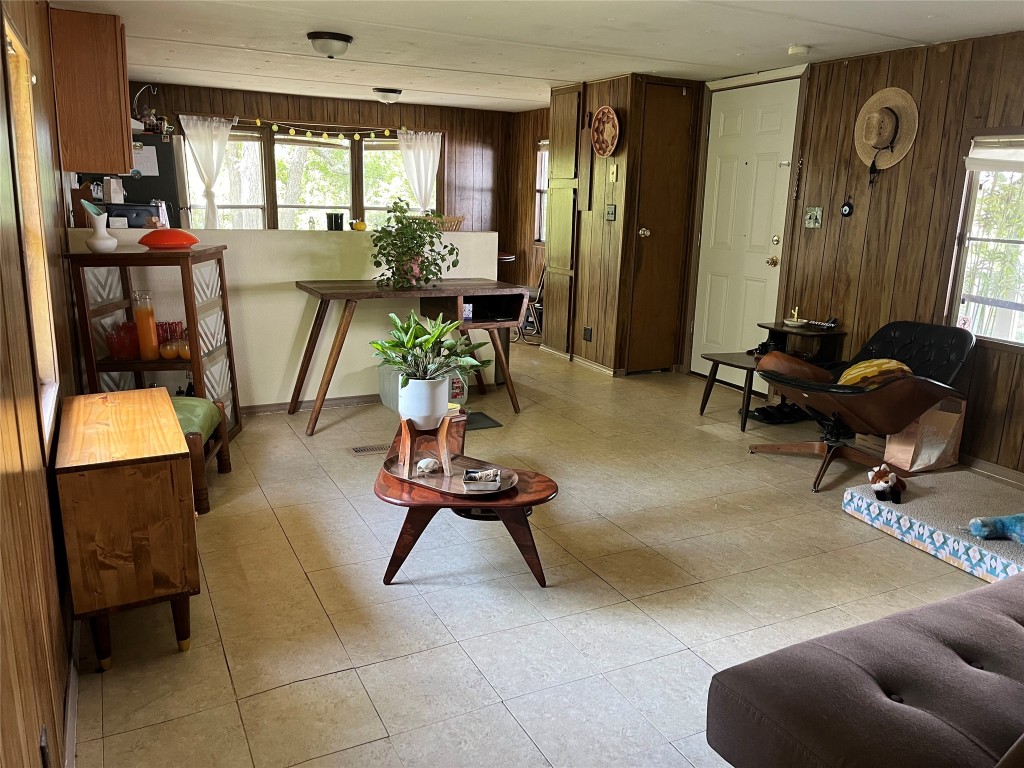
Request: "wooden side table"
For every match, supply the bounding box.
[699,352,758,432]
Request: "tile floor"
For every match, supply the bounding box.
[75,343,985,768]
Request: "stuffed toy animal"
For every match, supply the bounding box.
[868,463,907,503]
[968,513,1024,544]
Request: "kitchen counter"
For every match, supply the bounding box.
[67,229,501,410]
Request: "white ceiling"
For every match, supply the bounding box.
[53,0,1024,112]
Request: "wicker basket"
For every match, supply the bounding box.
[440,215,464,231]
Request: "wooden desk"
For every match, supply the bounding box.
[289,279,529,436]
[55,388,200,669]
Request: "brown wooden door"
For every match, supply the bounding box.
[625,83,695,373]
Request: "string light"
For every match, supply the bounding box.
[369,131,376,139]
[288,127,296,135]
[237,117,412,140]
[384,129,390,136]
[322,132,328,139]
[271,123,279,131]
[255,118,261,126]
[305,130,313,138]
[353,132,361,141]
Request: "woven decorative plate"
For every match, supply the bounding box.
[592,106,620,158]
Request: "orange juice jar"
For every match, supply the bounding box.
[132,290,160,361]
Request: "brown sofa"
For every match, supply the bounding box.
[707,573,1024,768]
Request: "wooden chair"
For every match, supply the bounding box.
[171,397,231,514]
[512,266,544,343]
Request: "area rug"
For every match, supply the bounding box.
[465,411,503,431]
[843,470,1024,582]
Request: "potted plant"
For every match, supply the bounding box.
[371,198,460,289]
[370,311,490,429]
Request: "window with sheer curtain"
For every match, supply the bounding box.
[954,136,1024,345]
[184,130,266,229]
[363,138,435,229]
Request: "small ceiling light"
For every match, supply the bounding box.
[373,87,402,104]
[306,31,353,59]
[788,44,811,56]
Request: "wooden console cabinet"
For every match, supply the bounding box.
[55,388,199,669]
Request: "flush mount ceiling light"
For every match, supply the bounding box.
[306,31,353,59]
[788,44,811,56]
[373,88,402,104]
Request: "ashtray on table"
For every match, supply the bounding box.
[463,468,502,491]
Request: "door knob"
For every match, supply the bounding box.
[638,227,651,238]
[771,234,781,245]
[766,256,780,267]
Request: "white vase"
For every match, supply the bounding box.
[398,378,449,430]
[84,209,118,253]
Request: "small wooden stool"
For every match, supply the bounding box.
[171,397,232,514]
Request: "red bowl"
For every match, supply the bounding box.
[139,229,200,249]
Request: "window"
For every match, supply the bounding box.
[6,29,59,442]
[275,134,351,230]
[535,141,549,242]
[954,136,1024,344]
[184,130,266,228]
[362,138,433,229]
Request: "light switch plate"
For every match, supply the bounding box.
[609,163,618,182]
[605,204,616,222]
[804,207,823,229]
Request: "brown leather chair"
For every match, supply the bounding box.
[750,321,975,491]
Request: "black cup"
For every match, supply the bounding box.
[326,212,345,231]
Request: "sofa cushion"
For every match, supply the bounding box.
[171,396,221,442]
[707,573,1024,768]
[837,358,913,388]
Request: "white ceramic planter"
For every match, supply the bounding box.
[398,378,449,430]
[81,202,118,253]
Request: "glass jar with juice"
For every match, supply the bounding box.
[132,290,160,361]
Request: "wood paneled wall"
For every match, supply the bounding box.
[131,82,509,233]
[1,1,71,763]
[496,107,548,287]
[574,76,633,368]
[783,31,1024,471]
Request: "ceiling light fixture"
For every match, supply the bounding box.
[788,44,811,56]
[306,31,353,59]
[373,87,402,104]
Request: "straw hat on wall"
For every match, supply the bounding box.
[855,87,919,170]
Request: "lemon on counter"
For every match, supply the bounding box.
[353,221,367,231]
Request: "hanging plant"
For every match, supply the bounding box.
[371,198,460,289]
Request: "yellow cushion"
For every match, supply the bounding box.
[838,359,913,389]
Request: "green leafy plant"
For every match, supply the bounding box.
[371,198,459,289]
[370,311,490,387]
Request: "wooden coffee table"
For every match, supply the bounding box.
[374,468,557,587]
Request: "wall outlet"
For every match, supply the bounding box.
[605,204,616,222]
[608,163,618,182]
[583,326,593,342]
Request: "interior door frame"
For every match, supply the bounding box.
[677,68,810,374]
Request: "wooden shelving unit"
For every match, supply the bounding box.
[65,245,243,436]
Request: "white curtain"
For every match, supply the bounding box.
[398,130,442,212]
[180,115,234,228]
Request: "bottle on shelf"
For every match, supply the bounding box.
[133,290,160,361]
[184,372,195,397]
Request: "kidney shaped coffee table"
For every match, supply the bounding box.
[374,466,558,587]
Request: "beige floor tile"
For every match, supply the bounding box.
[770,606,863,644]
[440,508,509,542]
[390,703,549,768]
[273,497,364,538]
[201,539,306,593]
[690,625,789,671]
[461,621,597,699]
[716,523,823,565]
[605,651,716,741]
[585,548,699,599]
[346,493,408,525]
[706,567,833,624]
[233,414,298,447]
[301,739,404,768]
[288,521,390,571]
[902,569,986,602]
[207,485,271,517]
[772,552,894,604]
[259,474,345,507]
[634,583,762,647]
[368,515,469,552]
[544,519,645,561]
[308,557,417,614]
[472,527,578,577]
[207,463,260,490]
[604,742,693,767]
[197,508,286,554]
[330,595,455,666]
[654,535,769,581]
[103,702,252,768]
[520,491,602,529]
[77,673,102,742]
[101,643,233,736]
[552,602,684,673]
[239,671,387,768]
[508,562,625,619]
[505,675,664,768]
[357,643,500,734]
[422,579,544,640]
[75,739,103,768]
[401,543,504,594]
[604,506,710,547]
[838,589,926,622]
[833,536,955,587]
[561,482,660,517]
[673,732,732,768]
[244,451,326,486]
[771,510,883,550]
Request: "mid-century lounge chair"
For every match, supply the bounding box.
[750,321,975,491]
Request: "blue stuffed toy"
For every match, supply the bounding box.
[968,513,1024,544]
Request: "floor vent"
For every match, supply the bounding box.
[350,443,391,456]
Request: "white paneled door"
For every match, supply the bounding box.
[691,79,800,387]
